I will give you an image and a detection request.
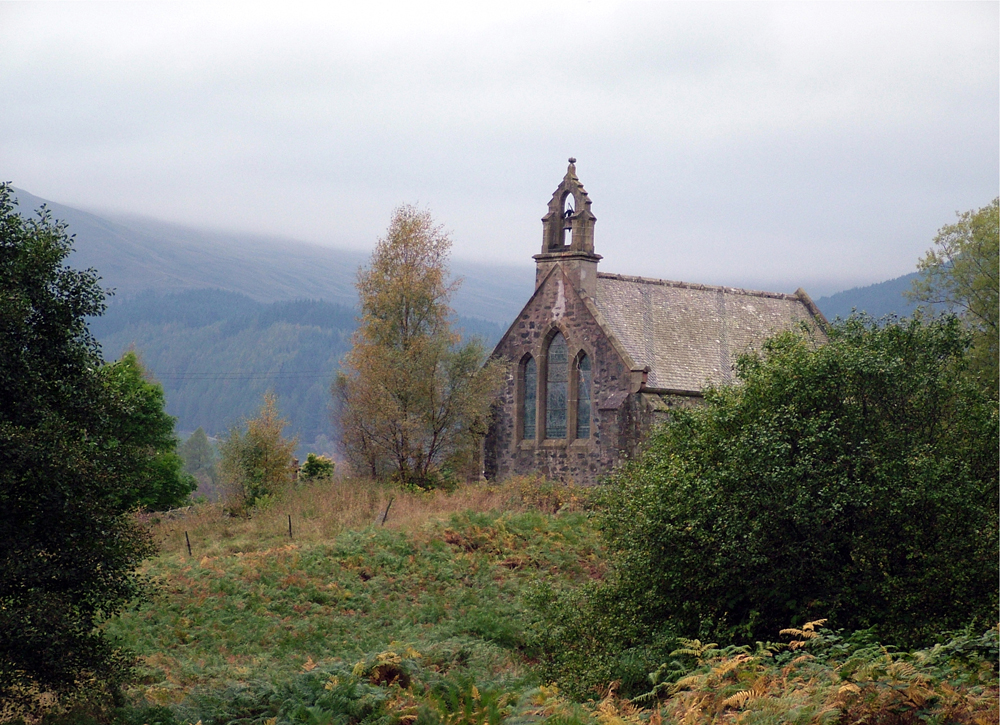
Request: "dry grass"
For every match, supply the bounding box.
[143,474,589,560]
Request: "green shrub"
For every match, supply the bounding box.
[300,452,335,480]
[541,315,998,695]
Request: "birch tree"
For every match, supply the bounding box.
[335,206,505,488]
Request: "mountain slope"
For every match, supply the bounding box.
[11,186,931,462]
[11,188,533,324]
[815,272,921,321]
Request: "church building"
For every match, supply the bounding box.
[483,160,828,485]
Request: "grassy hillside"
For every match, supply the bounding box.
[86,478,997,725]
[107,478,602,724]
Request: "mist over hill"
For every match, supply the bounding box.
[11,189,511,458]
[11,188,533,324]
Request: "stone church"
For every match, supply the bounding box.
[483,160,828,485]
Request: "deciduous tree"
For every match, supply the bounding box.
[909,198,998,393]
[101,351,197,510]
[218,392,297,513]
[335,206,505,488]
[0,183,164,710]
[300,452,334,480]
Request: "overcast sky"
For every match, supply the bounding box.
[2,2,997,296]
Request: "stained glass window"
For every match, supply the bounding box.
[546,333,568,438]
[576,353,592,439]
[522,356,536,440]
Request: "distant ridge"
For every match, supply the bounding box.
[10,186,928,457]
[11,187,925,326]
[815,272,921,321]
[10,188,533,325]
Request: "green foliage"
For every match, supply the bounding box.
[179,426,220,500]
[336,206,506,488]
[100,351,197,510]
[300,452,335,480]
[0,183,157,711]
[179,426,216,474]
[531,582,678,699]
[909,197,999,394]
[542,315,998,696]
[218,392,298,513]
[97,499,997,724]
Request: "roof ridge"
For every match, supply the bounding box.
[596,271,799,301]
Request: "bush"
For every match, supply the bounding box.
[541,315,999,695]
[300,452,335,480]
[219,393,297,514]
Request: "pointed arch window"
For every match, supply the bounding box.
[522,356,537,440]
[545,332,569,438]
[576,352,592,439]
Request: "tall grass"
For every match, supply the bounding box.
[25,476,994,725]
[100,475,601,724]
[146,475,588,560]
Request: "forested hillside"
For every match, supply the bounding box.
[91,289,505,458]
[8,188,518,457]
[814,272,921,320]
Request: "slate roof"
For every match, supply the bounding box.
[593,272,826,393]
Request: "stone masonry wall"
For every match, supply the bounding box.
[485,266,634,486]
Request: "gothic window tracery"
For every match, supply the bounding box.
[545,333,569,438]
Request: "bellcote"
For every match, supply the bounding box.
[534,158,602,297]
[540,158,598,255]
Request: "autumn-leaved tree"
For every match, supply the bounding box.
[218,392,297,514]
[909,198,999,394]
[335,206,505,488]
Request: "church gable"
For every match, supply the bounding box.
[486,264,632,483]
